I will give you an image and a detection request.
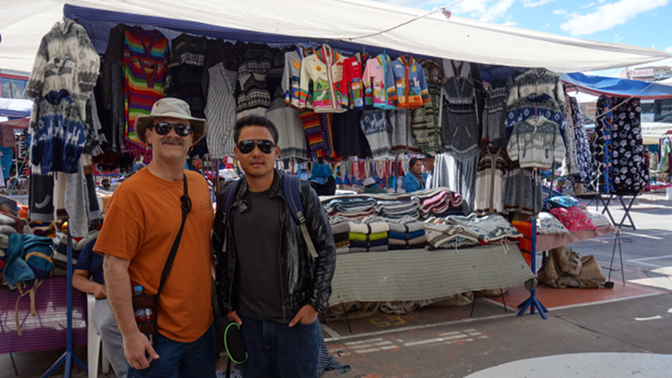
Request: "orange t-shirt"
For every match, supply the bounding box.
[95,168,214,343]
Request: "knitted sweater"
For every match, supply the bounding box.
[505,93,566,139]
[412,58,443,153]
[32,89,86,174]
[359,110,393,159]
[236,73,271,119]
[340,52,368,110]
[204,63,238,158]
[386,56,430,109]
[26,19,99,127]
[166,34,207,118]
[282,50,302,108]
[474,146,510,216]
[481,81,509,148]
[362,54,396,110]
[266,89,308,161]
[298,45,347,113]
[507,68,565,111]
[442,77,479,153]
[506,115,565,169]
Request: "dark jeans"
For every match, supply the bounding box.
[239,316,320,378]
[127,323,216,378]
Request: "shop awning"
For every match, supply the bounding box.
[642,122,672,145]
[560,72,672,100]
[0,98,32,118]
[1,0,671,72]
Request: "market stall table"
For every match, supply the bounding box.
[329,244,534,307]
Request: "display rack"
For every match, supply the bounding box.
[516,218,548,319]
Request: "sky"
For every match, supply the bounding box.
[373,0,672,77]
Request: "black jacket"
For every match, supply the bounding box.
[213,170,336,319]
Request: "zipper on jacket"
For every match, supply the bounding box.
[324,46,338,111]
[404,57,410,107]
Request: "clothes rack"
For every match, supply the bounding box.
[516,217,548,319]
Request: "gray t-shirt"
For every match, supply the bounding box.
[232,188,288,323]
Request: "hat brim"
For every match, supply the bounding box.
[134,112,206,146]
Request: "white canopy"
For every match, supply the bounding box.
[2,0,671,72]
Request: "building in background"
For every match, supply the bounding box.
[620,66,672,81]
[0,69,30,99]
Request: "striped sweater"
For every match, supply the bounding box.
[385,56,430,109]
[123,27,169,143]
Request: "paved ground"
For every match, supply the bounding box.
[2,191,671,378]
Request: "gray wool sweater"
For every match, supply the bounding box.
[506,115,566,169]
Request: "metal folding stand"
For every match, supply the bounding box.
[41,226,87,378]
[607,230,626,285]
[517,218,548,319]
[612,194,638,230]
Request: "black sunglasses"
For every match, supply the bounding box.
[237,139,276,154]
[152,122,193,137]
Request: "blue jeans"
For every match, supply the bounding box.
[239,316,320,378]
[127,323,216,378]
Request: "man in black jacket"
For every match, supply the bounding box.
[213,115,336,378]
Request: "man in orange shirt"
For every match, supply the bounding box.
[96,98,215,377]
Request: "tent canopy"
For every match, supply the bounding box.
[0,98,33,118]
[560,72,672,100]
[641,122,672,145]
[2,0,672,72]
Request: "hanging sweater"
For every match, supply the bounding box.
[569,96,594,184]
[594,95,614,193]
[266,89,308,161]
[26,19,100,129]
[562,93,579,176]
[506,115,565,169]
[441,77,479,153]
[31,89,86,174]
[388,109,421,154]
[236,73,271,119]
[238,43,274,77]
[282,50,302,108]
[474,146,510,216]
[340,52,368,110]
[385,56,430,109]
[298,45,347,113]
[507,68,565,111]
[481,80,509,148]
[412,58,443,153]
[122,27,169,143]
[204,63,238,159]
[505,93,566,139]
[359,110,393,159]
[166,34,207,118]
[362,54,396,110]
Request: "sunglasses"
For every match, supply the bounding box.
[152,122,193,137]
[237,139,276,154]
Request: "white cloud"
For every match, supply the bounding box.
[522,0,555,8]
[582,2,596,8]
[503,20,517,26]
[544,23,551,28]
[553,9,568,15]
[449,0,516,23]
[560,0,668,36]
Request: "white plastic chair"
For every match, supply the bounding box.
[87,293,110,378]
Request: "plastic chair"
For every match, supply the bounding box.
[87,293,110,378]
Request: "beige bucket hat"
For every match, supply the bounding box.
[134,98,206,145]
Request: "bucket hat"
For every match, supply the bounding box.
[134,98,206,145]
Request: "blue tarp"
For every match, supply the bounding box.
[559,72,672,100]
[0,98,32,118]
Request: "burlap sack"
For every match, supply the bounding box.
[538,246,606,288]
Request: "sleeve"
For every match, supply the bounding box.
[504,107,518,137]
[554,108,567,140]
[362,61,373,94]
[417,64,430,104]
[25,36,50,99]
[298,58,312,108]
[281,53,291,106]
[385,62,398,105]
[506,125,519,162]
[74,240,95,271]
[212,188,231,315]
[93,194,144,261]
[30,101,44,167]
[555,76,566,111]
[300,183,336,313]
[506,84,519,108]
[554,125,566,164]
[340,63,351,109]
[74,26,100,96]
[481,98,490,142]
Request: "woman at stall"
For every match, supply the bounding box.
[404,157,428,193]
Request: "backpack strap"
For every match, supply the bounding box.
[222,178,243,225]
[283,174,318,259]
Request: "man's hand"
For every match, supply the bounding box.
[228,310,242,326]
[93,284,107,299]
[289,305,317,327]
[123,330,159,370]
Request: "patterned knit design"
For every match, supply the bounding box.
[594,95,614,193]
[300,111,334,158]
[412,79,442,153]
[569,97,594,184]
[166,34,207,118]
[204,64,237,159]
[481,85,508,148]
[236,73,271,119]
[442,77,479,153]
[610,97,649,195]
[359,110,393,159]
[123,27,169,143]
[282,50,302,108]
[507,68,565,110]
[475,147,510,216]
[298,45,347,113]
[340,52,368,110]
[26,19,100,128]
[507,115,565,169]
[562,93,579,176]
[505,93,566,138]
[503,163,543,214]
[238,44,274,77]
[362,54,396,110]
[385,56,430,109]
[389,109,421,154]
[32,90,86,174]
[267,90,308,161]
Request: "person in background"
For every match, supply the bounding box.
[404,157,428,193]
[72,238,127,378]
[308,161,336,196]
[422,153,435,190]
[362,177,386,194]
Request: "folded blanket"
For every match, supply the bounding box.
[388,221,425,234]
[349,245,388,253]
[323,197,376,213]
[378,210,421,220]
[424,223,480,249]
[388,230,425,240]
[350,238,388,248]
[350,221,389,234]
[444,213,522,242]
[335,239,350,249]
[0,225,17,234]
[349,232,388,242]
[331,222,352,235]
[389,243,426,250]
[436,237,480,250]
[336,247,350,255]
[0,233,8,249]
[329,208,376,220]
[333,232,350,243]
[388,235,426,245]
[0,213,15,225]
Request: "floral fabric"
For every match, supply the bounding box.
[583,210,611,227]
[546,196,586,210]
[536,212,569,234]
[549,207,596,232]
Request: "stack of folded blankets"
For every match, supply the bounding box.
[441,214,523,245]
[424,221,480,250]
[0,212,20,253]
[323,197,377,220]
[385,216,427,250]
[330,216,389,254]
[416,189,465,219]
[374,197,421,220]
